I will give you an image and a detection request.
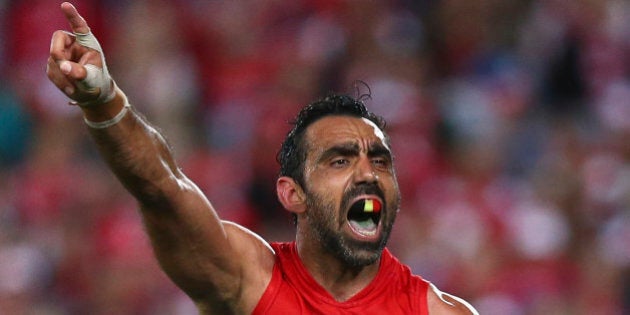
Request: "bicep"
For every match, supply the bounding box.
[139,176,273,303]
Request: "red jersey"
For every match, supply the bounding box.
[252,242,430,314]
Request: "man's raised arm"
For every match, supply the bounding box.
[45,3,274,313]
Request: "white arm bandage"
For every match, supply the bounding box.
[73,31,115,107]
[83,100,131,129]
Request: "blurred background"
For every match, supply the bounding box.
[1,0,629,314]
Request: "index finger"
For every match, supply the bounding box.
[61,2,90,34]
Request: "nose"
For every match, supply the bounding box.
[354,155,378,184]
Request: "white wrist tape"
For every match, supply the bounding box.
[84,100,131,129]
[73,31,115,107]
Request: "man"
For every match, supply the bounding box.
[46,2,478,314]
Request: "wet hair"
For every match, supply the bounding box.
[277,92,387,188]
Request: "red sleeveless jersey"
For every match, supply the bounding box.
[252,242,430,314]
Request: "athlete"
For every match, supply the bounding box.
[46,2,478,314]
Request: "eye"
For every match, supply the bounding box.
[331,158,349,168]
[371,158,389,169]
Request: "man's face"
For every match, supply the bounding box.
[301,115,401,267]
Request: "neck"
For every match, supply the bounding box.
[295,232,381,302]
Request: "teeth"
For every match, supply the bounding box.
[350,219,377,235]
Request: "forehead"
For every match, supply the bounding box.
[304,115,388,149]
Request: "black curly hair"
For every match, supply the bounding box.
[277,93,387,188]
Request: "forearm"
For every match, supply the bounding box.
[84,88,182,208]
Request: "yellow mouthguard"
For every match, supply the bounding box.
[364,199,374,212]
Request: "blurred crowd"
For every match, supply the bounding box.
[1,0,629,314]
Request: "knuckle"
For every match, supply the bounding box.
[52,30,67,38]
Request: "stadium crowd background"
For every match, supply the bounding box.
[1,0,629,314]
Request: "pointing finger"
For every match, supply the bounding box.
[60,2,90,34]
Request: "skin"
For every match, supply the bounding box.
[46,2,478,314]
[281,116,400,301]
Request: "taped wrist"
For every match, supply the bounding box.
[73,31,115,107]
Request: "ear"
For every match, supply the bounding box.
[276,176,306,214]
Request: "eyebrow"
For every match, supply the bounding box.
[316,143,359,164]
[316,142,392,163]
[368,143,392,160]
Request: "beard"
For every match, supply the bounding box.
[303,183,399,267]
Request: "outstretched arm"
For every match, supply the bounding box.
[46,3,273,313]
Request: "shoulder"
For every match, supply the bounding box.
[222,220,276,269]
[426,283,479,315]
[203,221,276,313]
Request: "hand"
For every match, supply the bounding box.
[46,2,115,107]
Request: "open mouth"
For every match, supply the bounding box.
[347,198,382,236]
